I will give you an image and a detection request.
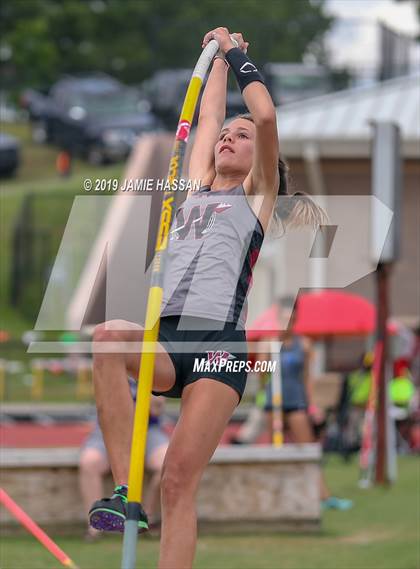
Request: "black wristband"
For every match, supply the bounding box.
[225,48,265,93]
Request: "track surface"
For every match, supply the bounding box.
[0,421,270,448]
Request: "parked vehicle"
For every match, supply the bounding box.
[140,64,334,129]
[263,63,332,105]
[21,74,161,163]
[140,68,247,128]
[20,87,52,142]
[0,133,20,177]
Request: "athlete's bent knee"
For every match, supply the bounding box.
[93,321,126,344]
[160,460,194,508]
[79,450,107,474]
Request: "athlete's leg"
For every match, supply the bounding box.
[265,410,273,442]
[286,410,314,443]
[286,410,330,500]
[92,320,175,485]
[158,378,239,569]
[144,443,168,523]
[79,447,109,535]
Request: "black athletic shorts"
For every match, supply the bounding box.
[152,315,248,401]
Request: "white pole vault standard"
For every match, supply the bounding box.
[359,340,383,488]
[270,341,283,447]
[121,39,220,569]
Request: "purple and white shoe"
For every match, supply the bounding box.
[88,485,148,533]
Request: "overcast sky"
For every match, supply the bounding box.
[324,0,420,67]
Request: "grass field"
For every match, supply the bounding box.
[1,368,91,403]
[0,124,124,402]
[2,456,419,569]
[0,122,123,188]
[0,121,123,338]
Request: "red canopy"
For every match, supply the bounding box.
[247,291,398,341]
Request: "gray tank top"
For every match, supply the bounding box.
[161,184,264,329]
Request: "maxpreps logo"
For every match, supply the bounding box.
[171,202,232,240]
[193,350,236,373]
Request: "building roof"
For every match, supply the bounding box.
[276,74,420,158]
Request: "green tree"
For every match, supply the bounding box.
[0,0,333,90]
[393,0,420,40]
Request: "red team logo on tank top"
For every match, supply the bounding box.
[171,202,232,240]
[206,351,236,365]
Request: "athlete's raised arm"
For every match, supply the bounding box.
[205,29,279,198]
[188,29,247,188]
[223,46,279,199]
[240,79,279,199]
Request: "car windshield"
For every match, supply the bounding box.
[271,73,329,94]
[78,91,141,117]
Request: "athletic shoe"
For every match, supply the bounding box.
[88,485,149,533]
[321,496,353,511]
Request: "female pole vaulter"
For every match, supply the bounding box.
[89,27,325,568]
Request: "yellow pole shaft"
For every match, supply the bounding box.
[127,77,202,502]
[127,287,162,502]
[121,40,219,569]
[127,76,203,504]
[31,362,44,401]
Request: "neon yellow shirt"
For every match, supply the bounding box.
[349,371,372,405]
[390,377,415,406]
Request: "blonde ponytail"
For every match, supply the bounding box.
[274,191,328,231]
[234,113,328,232]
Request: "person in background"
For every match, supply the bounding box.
[230,354,270,445]
[390,359,416,452]
[390,359,415,409]
[345,352,374,452]
[410,325,420,388]
[79,378,169,540]
[408,327,420,452]
[264,298,353,511]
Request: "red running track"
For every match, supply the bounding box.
[0,422,271,448]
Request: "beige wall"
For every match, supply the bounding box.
[286,157,419,325]
[1,446,321,532]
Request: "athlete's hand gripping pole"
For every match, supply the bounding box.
[121,38,220,569]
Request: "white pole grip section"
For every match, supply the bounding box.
[192,35,239,80]
[192,39,219,80]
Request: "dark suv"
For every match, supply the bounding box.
[141,69,246,129]
[23,74,161,164]
[0,133,20,177]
